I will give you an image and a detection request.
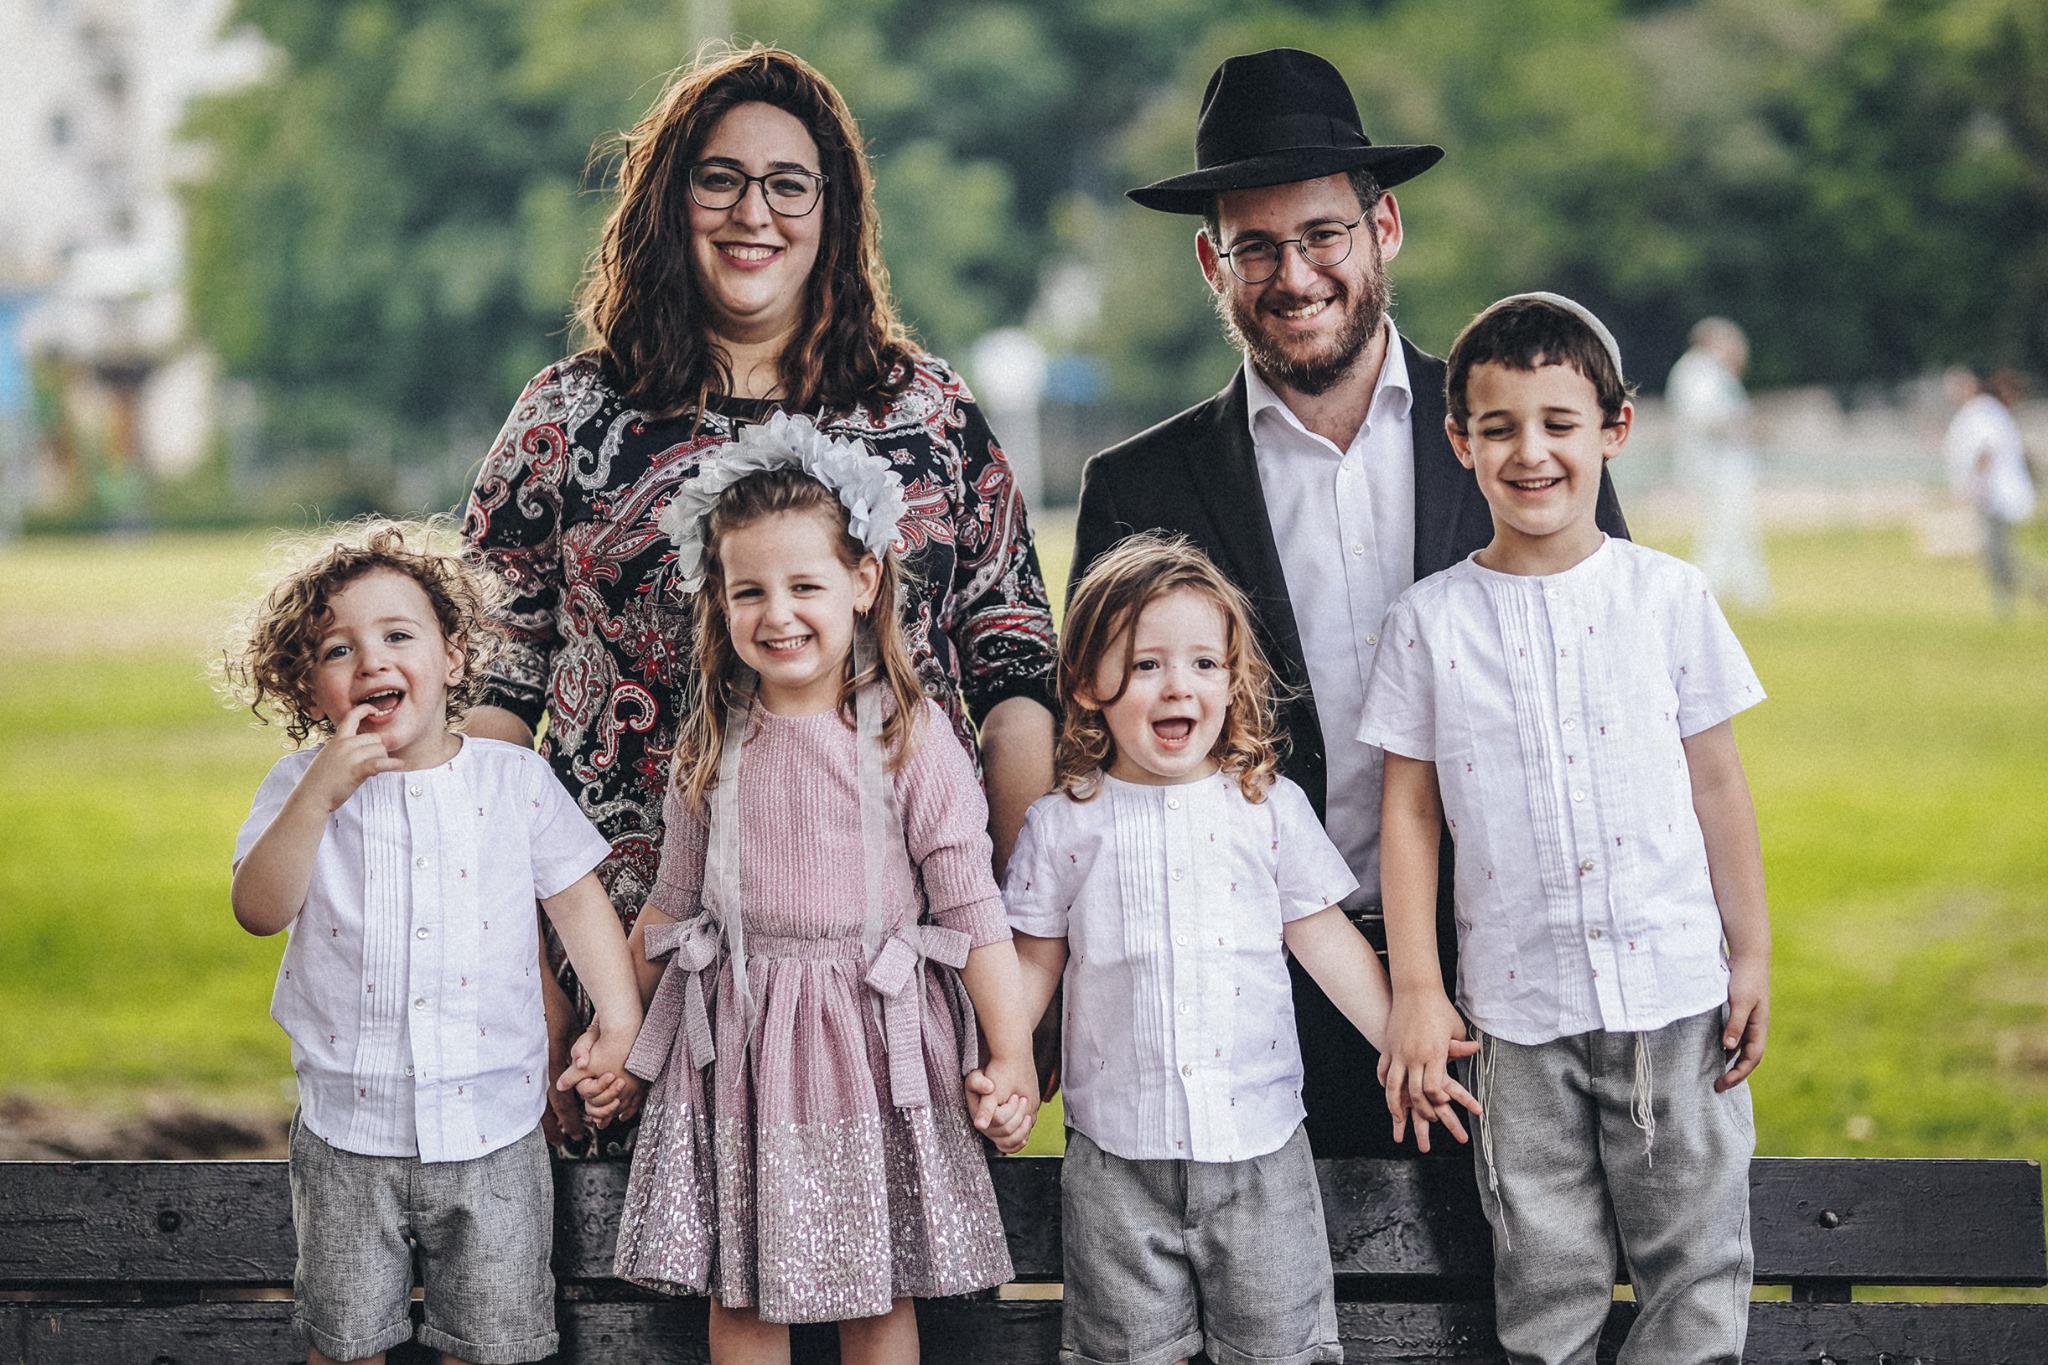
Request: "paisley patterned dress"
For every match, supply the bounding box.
[461,352,1056,1153]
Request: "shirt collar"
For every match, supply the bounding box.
[1243,316,1412,445]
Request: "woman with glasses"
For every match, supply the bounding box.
[460,44,1056,1156]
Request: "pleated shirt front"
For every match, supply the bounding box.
[1005,772,1356,1163]
[235,738,610,1161]
[1359,539,1764,1046]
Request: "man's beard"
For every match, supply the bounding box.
[1214,239,1393,397]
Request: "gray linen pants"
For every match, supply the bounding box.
[1472,1008,1754,1365]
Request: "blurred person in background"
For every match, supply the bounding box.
[1668,317,1770,609]
[1943,366,2043,614]
[461,45,1057,1156]
[1073,48,1627,1160]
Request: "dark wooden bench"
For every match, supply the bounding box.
[2,1155,2042,1363]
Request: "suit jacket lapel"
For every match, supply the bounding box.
[1190,374,1311,688]
[1407,340,1474,579]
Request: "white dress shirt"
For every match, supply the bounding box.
[235,737,611,1162]
[1244,318,1417,907]
[1358,539,1764,1046]
[1004,772,1357,1162]
[1944,392,2036,524]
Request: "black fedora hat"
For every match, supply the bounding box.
[1128,48,1443,215]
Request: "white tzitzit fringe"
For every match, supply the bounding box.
[1631,1030,1657,1168]
[1474,1032,1510,1251]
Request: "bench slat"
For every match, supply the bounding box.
[1749,1156,2047,1286]
[1,1156,2038,1289]
[8,1299,2046,1364]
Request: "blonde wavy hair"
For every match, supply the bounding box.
[1056,533,1283,802]
[674,468,926,812]
[222,519,500,746]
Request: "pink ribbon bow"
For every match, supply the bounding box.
[862,924,974,1109]
[625,912,723,1084]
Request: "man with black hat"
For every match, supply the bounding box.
[1072,48,1629,1160]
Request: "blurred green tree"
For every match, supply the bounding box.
[1078,0,2048,409]
[185,0,690,457]
[183,0,1243,459]
[182,0,2048,462]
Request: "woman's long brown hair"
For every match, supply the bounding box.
[575,44,914,417]
[675,469,927,812]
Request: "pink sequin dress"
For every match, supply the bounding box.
[613,698,1015,1322]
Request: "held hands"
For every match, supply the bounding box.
[301,703,404,810]
[1718,955,1770,1092]
[1380,989,1483,1153]
[559,1018,645,1129]
[966,1054,1041,1155]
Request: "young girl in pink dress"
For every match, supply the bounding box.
[605,413,1039,1364]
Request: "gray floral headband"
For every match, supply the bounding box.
[658,411,908,595]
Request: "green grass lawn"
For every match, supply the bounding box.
[2,522,2045,1170]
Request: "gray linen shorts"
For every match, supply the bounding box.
[1472,1008,1755,1365]
[288,1115,559,1364]
[1060,1124,1342,1365]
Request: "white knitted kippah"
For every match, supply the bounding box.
[1476,291,1624,384]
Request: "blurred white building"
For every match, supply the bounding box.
[0,0,266,512]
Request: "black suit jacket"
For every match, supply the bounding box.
[1072,341,1630,1156]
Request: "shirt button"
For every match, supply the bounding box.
[1181,1064,1193,1078]
[1571,789,1586,802]
[414,997,427,1010]
[1563,718,1578,731]
[1580,859,1596,873]
[1172,868,1183,881]
[414,856,429,869]
[416,927,429,939]
[408,783,422,797]
[1588,928,1604,941]
[1167,797,1180,810]
[1365,633,1379,646]
[1545,587,1560,600]
[1342,457,1357,471]
[404,1066,414,1077]
[1352,543,1366,556]
[1176,934,1189,946]
[1179,1003,1191,1015]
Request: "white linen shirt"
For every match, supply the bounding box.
[1004,772,1357,1162]
[1357,539,1764,1046]
[234,737,610,1162]
[1944,392,2036,524]
[1245,319,1417,907]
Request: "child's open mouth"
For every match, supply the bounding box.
[361,689,404,717]
[1152,717,1195,744]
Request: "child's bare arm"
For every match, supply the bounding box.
[231,704,400,935]
[543,872,643,1090]
[966,933,1066,1152]
[1010,932,1067,1032]
[1379,752,1474,1151]
[1683,721,1771,1090]
[1284,907,1392,1050]
[959,937,1041,1152]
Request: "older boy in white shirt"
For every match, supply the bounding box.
[1361,294,1770,1364]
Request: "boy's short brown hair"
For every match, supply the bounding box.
[1445,295,1633,429]
[224,519,500,745]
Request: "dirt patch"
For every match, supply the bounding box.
[0,1092,288,1160]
